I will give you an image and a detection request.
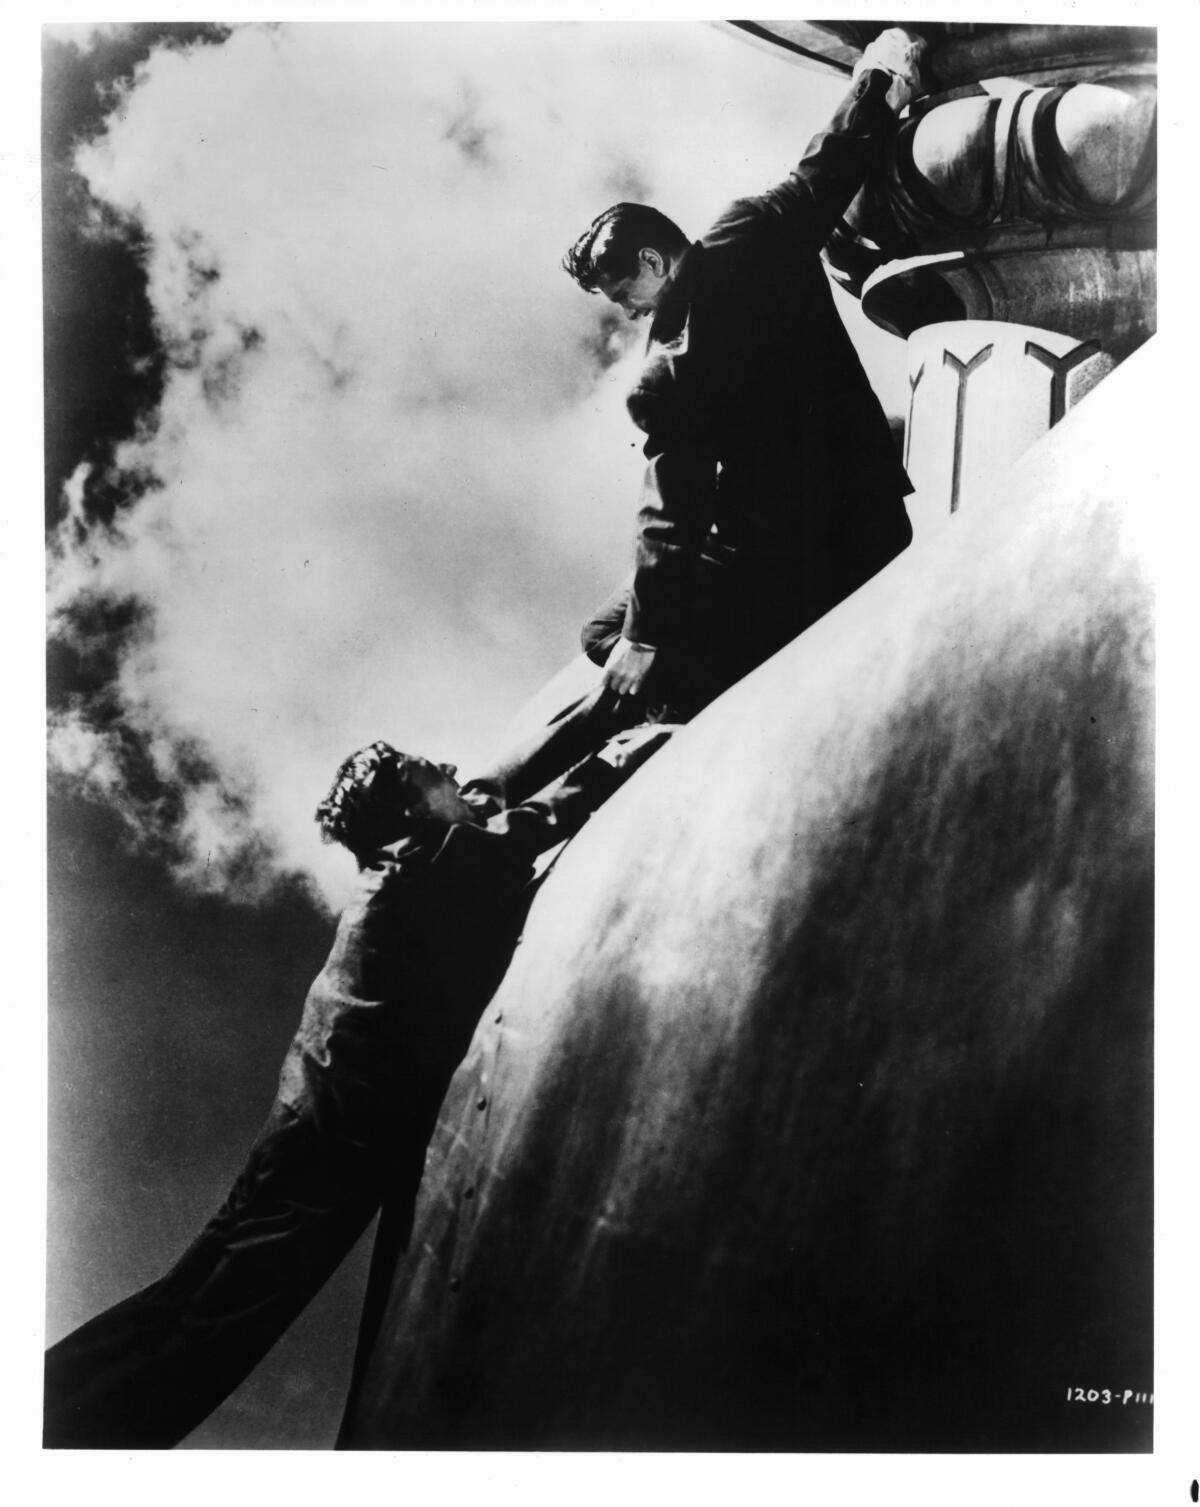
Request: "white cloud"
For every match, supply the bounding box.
[50,22,892,909]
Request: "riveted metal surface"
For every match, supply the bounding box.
[341,348,1156,1451]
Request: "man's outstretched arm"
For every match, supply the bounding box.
[710,27,927,256]
[460,721,678,858]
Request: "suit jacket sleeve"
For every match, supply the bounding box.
[715,65,896,257]
[622,440,720,651]
[462,728,676,860]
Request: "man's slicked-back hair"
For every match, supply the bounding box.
[562,203,688,292]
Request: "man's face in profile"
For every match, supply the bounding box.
[597,248,672,321]
[401,757,477,826]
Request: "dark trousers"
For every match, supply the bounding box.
[43,849,535,1449]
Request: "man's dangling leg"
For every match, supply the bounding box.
[43,1094,390,1449]
[44,852,534,1450]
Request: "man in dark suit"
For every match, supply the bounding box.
[44,728,673,1448]
[472,32,924,808]
[564,28,922,713]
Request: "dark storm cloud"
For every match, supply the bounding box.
[42,23,233,533]
[41,25,291,893]
[47,591,150,706]
[48,570,286,897]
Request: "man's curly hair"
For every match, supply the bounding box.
[314,741,419,855]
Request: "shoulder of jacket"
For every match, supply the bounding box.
[698,196,777,253]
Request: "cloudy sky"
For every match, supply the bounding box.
[46,20,905,914]
[39,18,912,1451]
